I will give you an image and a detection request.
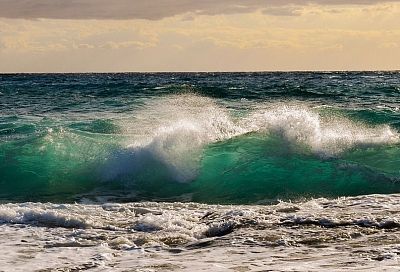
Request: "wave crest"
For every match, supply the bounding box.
[247,104,399,157]
[101,95,399,184]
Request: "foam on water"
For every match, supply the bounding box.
[99,95,399,185]
[101,95,246,183]
[2,72,400,270]
[125,95,399,156]
[246,103,399,157]
[1,93,399,202]
[2,195,400,271]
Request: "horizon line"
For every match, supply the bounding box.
[1,69,400,75]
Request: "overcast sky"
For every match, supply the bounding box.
[0,0,399,72]
[1,0,399,19]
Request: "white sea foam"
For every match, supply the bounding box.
[2,195,400,271]
[246,104,399,156]
[100,95,399,183]
[0,204,92,228]
[101,95,245,183]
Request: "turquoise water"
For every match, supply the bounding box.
[1,72,400,204]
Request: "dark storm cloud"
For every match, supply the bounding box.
[0,0,398,20]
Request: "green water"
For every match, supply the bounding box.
[1,72,400,203]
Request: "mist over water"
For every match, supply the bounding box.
[1,72,400,204]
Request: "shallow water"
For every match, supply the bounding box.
[1,195,400,271]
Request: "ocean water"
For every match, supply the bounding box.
[1,72,400,271]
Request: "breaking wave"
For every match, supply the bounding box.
[1,95,399,203]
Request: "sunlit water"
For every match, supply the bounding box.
[1,72,400,270]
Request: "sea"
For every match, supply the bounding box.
[1,72,400,271]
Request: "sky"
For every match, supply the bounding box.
[0,0,399,72]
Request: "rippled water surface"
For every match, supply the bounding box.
[1,72,400,271]
[1,72,400,203]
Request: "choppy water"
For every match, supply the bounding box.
[2,195,400,271]
[1,72,400,271]
[1,72,400,203]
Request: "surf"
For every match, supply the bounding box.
[1,93,399,204]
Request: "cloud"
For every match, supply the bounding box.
[0,0,399,20]
[262,6,303,16]
[100,40,155,49]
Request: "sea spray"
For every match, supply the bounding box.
[2,72,400,272]
[1,73,400,203]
